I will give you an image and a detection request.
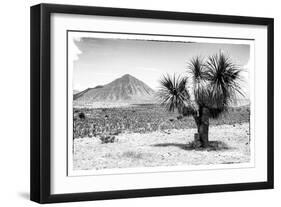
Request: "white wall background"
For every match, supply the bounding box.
[0,0,279,206]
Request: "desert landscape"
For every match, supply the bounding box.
[72,74,251,171]
[73,113,250,171]
[70,36,252,173]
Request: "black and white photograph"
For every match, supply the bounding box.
[28,3,274,204]
[68,32,254,175]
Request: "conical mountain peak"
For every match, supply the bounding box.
[121,74,133,78]
[74,74,156,104]
[117,74,138,83]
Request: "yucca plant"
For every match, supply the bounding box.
[158,52,243,148]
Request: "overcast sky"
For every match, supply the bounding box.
[72,37,250,96]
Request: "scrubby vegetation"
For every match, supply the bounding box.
[73,104,249,139]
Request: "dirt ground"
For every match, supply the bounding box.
[73,123,251,170]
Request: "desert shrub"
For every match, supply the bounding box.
[122,151,143,159]
[99,135,116,144]
[79,112,86,119]
[72,104,249,139]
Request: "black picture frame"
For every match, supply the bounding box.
[30,3,274,204]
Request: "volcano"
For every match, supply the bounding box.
[74,74,156,105]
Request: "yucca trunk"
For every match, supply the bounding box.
[194,107,210,148]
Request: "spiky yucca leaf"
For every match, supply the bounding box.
[158,74,195,115]
[204,52,244,117]
[158,52,244,119]
[187,56,210,106]
[188,57,208,81]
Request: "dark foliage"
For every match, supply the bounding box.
[79,112,86,120]
[204,52,244,116]
[158,52,244,118]
[158,74,189,112]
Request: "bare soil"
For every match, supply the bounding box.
[73,123,250,170]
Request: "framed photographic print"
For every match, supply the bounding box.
[30,3,274,203]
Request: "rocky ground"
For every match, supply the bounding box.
[73,123,251,171]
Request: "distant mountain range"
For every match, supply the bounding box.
[74,74,156,106]
[73,74,249,108]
